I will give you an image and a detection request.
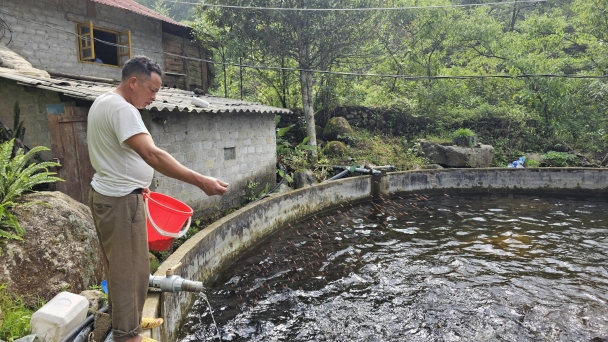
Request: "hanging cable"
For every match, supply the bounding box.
[0,8,605,81]
[0,14,13,45]
[163,0,547,11]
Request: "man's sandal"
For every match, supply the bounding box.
[141,317,164,330]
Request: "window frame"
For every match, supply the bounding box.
[76,21,132,68]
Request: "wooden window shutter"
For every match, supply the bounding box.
[77,21,95,61]
[117,30,132,66]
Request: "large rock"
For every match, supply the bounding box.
[419,141,494,168]
[293,170,316,189]
[323,141,348,157]
[323,117,354,143]
[0,191,104,306]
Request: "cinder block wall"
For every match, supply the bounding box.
[0,78,60,160]
[2,0,163,80]
[143,111,277,214]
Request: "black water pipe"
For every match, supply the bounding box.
[60,305,108,342]
[72,325,93,342]
[249,163,287,204]
[331,166,385,176]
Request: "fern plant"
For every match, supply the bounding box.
[0,204,23,241]
[0,139,62,241]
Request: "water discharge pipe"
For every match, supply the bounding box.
[148,262,204,293]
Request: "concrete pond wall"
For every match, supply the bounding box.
[144,168,608,341]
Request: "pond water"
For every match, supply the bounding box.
[177,193,608,341]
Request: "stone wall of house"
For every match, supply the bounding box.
[144,111,277,214]
[1,0,163,81]
[0,78,60,160]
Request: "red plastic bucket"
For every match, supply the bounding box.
[144,192,193,252]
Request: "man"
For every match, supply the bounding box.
[87,56,228,342]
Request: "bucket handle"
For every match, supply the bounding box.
[144,196,191,239]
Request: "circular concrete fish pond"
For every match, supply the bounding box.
[179,192,608,341]
[146,169,608,341]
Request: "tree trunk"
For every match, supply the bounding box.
[299,68,318,164]
[295,32,318,164]
[300,74,318,165]
[509,4,519,32]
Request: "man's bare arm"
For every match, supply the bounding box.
[125,133,228,196]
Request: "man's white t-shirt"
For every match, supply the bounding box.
[87,92,154,197]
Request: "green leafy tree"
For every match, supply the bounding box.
[194,0,379,164]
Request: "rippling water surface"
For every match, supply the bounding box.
[178,193,608,341]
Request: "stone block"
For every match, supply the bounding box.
[173,153,185,164]
[167,144,180,154]
[204,159,215,169]
[192,161,204,170]
[293,170,316,189]
[419,141,494,168]
[185,151,199,161]
[11,24,25,33]
[181,143,193,153]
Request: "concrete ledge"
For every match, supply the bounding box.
[385,168,608,195]
[147,168,608,341]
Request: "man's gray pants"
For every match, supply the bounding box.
[89,189,149,342]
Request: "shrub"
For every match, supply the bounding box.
[0,284,38,342]
[525,159,541,168]
[452,128,477,147]
[453,128,476,138]
[542,151,578,167]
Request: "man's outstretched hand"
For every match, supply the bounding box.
[199,175,229,196]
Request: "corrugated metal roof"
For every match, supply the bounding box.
[90,0,187,28]
[0,71,292,115]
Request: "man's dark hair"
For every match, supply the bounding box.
[121,55,164,81]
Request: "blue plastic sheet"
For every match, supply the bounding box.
[101,279,108,294]
[508,156,526,168]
